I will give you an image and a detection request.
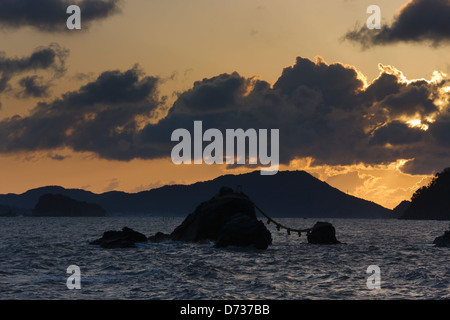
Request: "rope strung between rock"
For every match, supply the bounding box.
[214,194,312,237]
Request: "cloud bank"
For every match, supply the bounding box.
[16,75,51,98]
[0,56,449,175]
[0,0,121,32]
[0,65,162,160]
[344,0,450,48]
[0,43,69,96]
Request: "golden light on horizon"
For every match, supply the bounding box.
[284,157,431,209]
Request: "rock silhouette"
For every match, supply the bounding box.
[307,221,341,244]
[214,214,272,249]
[92,187,273,249]
[34,193,106,217]
[90,227,147,248]
[92,188,342,249]
[168,187,272,249]
[147,232,171,243]
[433,226,450,248]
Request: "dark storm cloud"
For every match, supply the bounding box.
[0,0,121,32]
[363,73,402,102]
[369,121,426,146]
[380,84,439,117]
[344,0,450,48]
[0,43,68,94]
[272,56,365,111]
[142,57,448,174]
[0,44,67,74]
[0,56,449,175]
[0,66,163,160]
[428,112,450,149]
[139,57,448,174]
[176,73,248,113]
[17,75,51,98]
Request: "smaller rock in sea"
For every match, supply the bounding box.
[90,227,147,248]
[307,221,341,244]
[433,230,450,248]
[148,232,171,243]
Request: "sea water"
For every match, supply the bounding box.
[0,217,448,300]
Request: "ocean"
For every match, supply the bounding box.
[0,217,448,300]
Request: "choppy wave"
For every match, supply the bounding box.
[0,217,448,299]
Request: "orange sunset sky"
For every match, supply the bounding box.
[0,0,449,209]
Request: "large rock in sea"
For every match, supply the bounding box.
[34,193,106,217]
[90,227,148,248]
[168,187,272,249]
[433,230,450,248]
[307,221,341,244]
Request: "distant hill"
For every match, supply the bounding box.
[0,170,393,218]
[400,167,450,220]
[34,194,107,217]
[392,200,411,218]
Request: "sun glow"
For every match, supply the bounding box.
[406,119,429,131]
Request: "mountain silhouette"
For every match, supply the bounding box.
[392,200,411,218]
[0,170,392,218]
[400,167,450,220]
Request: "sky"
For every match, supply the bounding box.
[0,0,449,209]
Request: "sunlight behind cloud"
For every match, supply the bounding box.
[406,119,429,131]
[285,157,431,209]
